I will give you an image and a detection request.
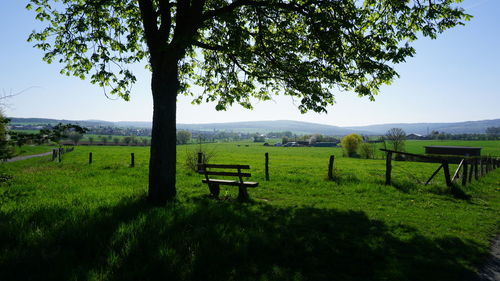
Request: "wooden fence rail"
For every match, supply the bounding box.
[380,149,499,188]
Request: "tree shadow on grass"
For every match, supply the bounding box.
[0,196,486,281]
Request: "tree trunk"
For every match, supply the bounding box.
[148,61,179,205]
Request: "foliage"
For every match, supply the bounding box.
[341,134,363,157]
[386,128,407,152]
[100,136,108,144]
[253,134,265,143]
[358,142,376,159]
[88,136,94,144]
[68,132,84,145]
[39,123,88,146]
[0,113,14,160]
[113,137,120,145]
[177,130,192,145]
[9,131,38,148]
[123,136,132,145]
[26,0,470,111]
[185,146,217,172]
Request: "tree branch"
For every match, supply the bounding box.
[202,0,310,20]
[192,40,224,51]
[138,0,160,53]
[158,1,173,42]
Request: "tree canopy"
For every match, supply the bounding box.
[27,0,469,111]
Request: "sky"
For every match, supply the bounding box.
[0,0,499,127]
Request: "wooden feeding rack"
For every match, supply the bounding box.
[425,146,481,157]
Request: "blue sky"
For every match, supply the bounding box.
[0,0,499,126]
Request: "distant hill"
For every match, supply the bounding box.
[177,120,373,135]
[8,117,500,135]
[9,117,114,127]
[346,119,500,135]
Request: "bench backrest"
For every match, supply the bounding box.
[198,164,251,184]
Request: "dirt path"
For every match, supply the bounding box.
[473,235,500,281]
[5,151,53,163]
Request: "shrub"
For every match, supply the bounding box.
[68,132,83,145]
[358,142,376,159]
[0,113,14,160]
[341,134,362,157]
[185,147,217,172]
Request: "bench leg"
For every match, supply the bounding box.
[208,183,220,198]
[238,186,249,201]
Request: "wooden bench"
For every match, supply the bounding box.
[198,164,258,200]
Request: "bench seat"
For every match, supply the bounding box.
[202,179,259,187]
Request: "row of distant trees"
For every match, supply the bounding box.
[427,127,500,140]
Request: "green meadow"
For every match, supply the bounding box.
[12,144,52,157]
[0,141,499,280]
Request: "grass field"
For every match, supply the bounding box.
[0,141,499,280]
[404,140,500,155]
[12,145,53,157]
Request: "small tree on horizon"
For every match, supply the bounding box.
[177,130,192,145]
[385,128,407,152]
[123,136,132,146]
[40,123,88,147]
[68,132,84,145]
[100,136,108,145]
[341,134,363,157]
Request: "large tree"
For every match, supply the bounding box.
[28,0,469,204]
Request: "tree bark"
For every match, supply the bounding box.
[148,58,179,205]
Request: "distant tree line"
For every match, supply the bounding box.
[426,128,500,140]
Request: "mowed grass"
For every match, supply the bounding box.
[0,141,499,281]
[13,145,53,157]
[405,140,500,155]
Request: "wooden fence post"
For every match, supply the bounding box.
[52,149,57,161]
[197,152,203,172]
[89,152,92,164]
[443,161,452,187]
[265,152,269,181]
[385,152,392,185]
[130,153,135,167]
[462,160,468,186]
[468,159,473,183]
[328,155,335,180]
[474,159,479,180]
[58,148,62,162]
[484,157,489,174]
